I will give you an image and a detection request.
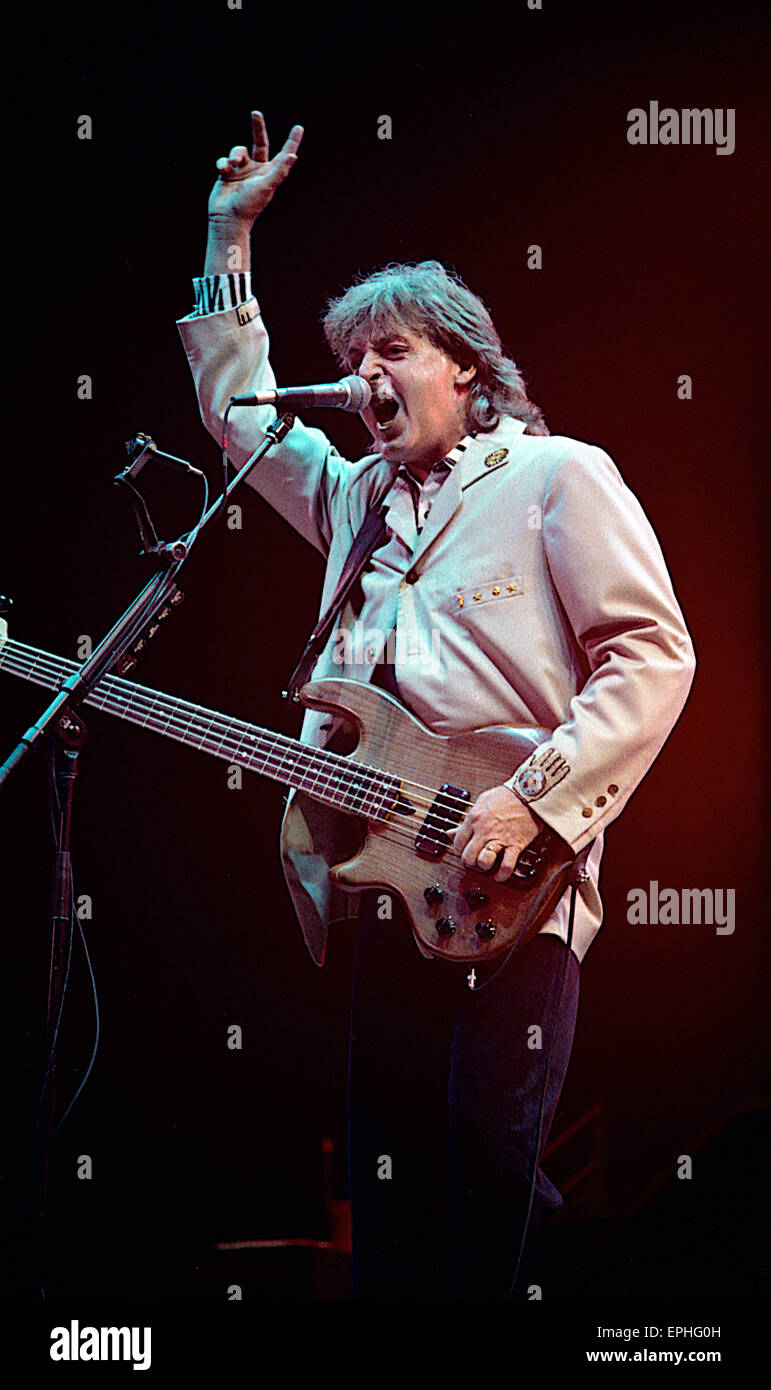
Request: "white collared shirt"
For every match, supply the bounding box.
[354,438,474,673]
[396,437,473,537]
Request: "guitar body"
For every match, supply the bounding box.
[299,679,575,965]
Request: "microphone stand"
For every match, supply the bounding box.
[2,411,295,1296]
[1,413,295,791]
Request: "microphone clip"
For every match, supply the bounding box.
[113,434,203,558]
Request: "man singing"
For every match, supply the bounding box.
[177,111,695,1299]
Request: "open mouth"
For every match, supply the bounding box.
[371,394,400,430]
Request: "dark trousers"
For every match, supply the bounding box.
[347,891,580,1299]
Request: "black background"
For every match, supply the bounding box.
[1,0,767,1324]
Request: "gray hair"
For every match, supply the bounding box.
[321,259,549,436]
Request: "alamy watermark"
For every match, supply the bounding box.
[627,103,735,156]
[331,623,441,677]
[626,881,735,935]
[50,1321,151,1370]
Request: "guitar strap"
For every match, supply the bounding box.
[283,503,389,703]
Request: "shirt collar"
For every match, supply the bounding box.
[396,434,475,487]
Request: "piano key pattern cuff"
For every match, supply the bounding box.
[192,272,252,316]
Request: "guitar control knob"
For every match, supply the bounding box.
[424,884,445,906]
[436,917,456,938]
[465,886,488,908]
[475,920,497,942]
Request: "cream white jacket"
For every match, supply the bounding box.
[178,299,696,965]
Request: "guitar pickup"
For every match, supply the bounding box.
[416,783,470,858]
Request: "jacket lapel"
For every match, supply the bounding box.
[406,419,528,571]
[404,461,464,569]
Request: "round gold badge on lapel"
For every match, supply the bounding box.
[484,448,509,467]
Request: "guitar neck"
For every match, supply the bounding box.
[0,637,393,818]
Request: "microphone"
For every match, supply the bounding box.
[229,375,372,413]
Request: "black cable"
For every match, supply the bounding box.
[179,468,210,550]
[44,907,101,1150]
[30,442,207,1182]
[27,740,101,1202]
[212,400,236,527]
[23,440,209,1271]
[466,858,573,996]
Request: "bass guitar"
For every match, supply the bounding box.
[0,621,575,964]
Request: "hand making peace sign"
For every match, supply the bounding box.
[208,110,304,227]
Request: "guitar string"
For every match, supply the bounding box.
[0,643,498,861]
[0,641,471,814]
[2,650,482,875]
[0,640,499,828]
[1,645,551,960]
[0,644,462,840]
[2,643,550,879]
[0,639,486,845]
[3,653,523,914]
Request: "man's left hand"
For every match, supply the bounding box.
[453,785,542,883]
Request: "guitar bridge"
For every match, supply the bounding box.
[415,783,470,858]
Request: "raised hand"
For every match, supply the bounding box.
[208,111,303,227]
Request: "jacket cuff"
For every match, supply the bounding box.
[505,744,618,852]
[185,271,254,318]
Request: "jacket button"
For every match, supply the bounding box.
[595,795,606,807]
[582,807,593,818]
[608,784,619,795]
